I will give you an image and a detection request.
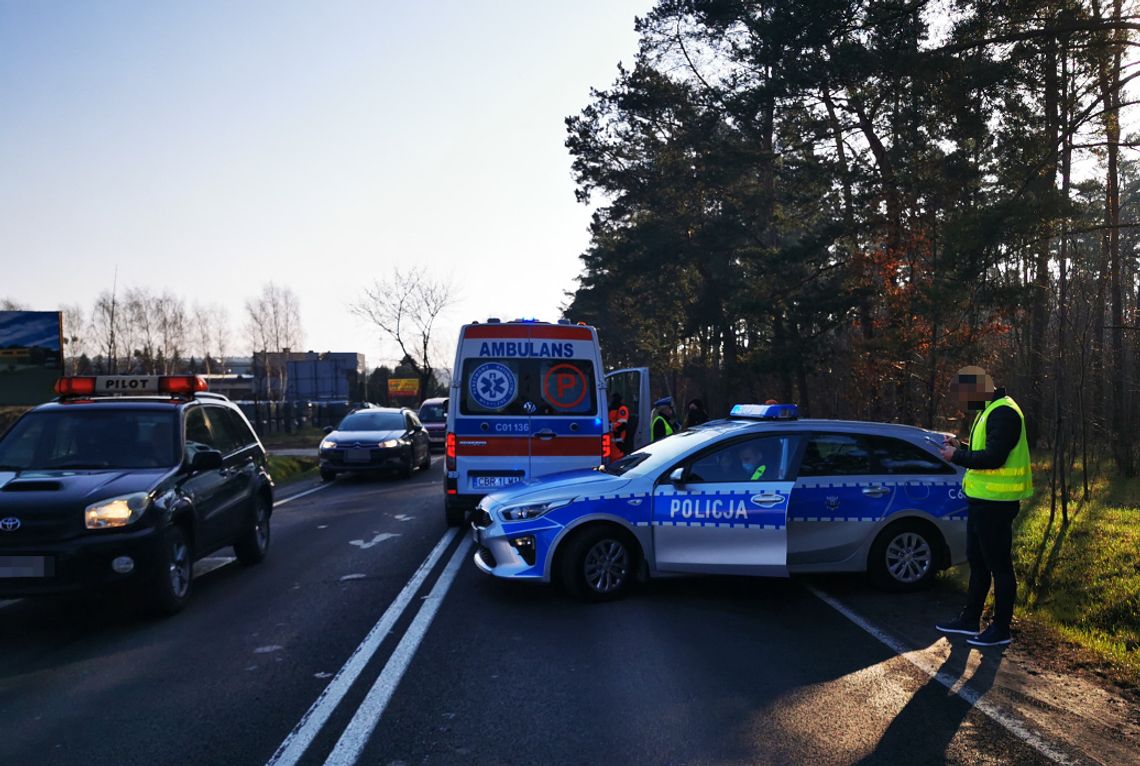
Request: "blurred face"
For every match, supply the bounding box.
[739,447,760,471]
[951,366,994,410]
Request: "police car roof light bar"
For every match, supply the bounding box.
[729,403,799,420]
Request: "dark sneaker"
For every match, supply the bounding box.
[935,615,980,635]
[967,624,1012,647]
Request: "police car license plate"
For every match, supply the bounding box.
[0,556,52,578]
[346,449,371,463]
[471,476,521,490]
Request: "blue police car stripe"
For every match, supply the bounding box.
[451,417,603,437]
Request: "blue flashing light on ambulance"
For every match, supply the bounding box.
[443,318,650,527]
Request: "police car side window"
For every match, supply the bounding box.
[867,436,955,475]
[686,435,790,483]
[798,434,873,476]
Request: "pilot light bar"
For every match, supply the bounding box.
[729,403,799,420]
[55,375,209,397]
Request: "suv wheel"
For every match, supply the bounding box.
[234,494,271,565]
[320,467,337,482]
[146,524,193,616]
[869,520,940,592]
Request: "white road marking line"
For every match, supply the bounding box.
[806,586,1078,765]
[0,599,19,610]
[349,532,400,550]
[264,528,460,766]
[274,484,330,508]
[323,534,473,766]
[193,555,236,578]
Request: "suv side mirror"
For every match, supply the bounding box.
[322,425,334,435]
[668,467,685,485]
[190,449,224,471]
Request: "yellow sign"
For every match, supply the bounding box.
[388,378,420,397]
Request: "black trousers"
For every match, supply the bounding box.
[963,498,1020,629]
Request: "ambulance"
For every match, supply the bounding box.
[443,319,649,526]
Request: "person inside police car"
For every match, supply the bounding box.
[737,441,769,481]
[936,366,1033,648]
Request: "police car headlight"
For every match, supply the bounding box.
[320,439,337,450]
[379,439,400,448]
[85,492,150,529]
[499,498,575,522]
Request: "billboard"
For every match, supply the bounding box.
[387,378,420,399]
[0,311,64,405]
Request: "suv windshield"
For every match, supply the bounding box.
[418,403,446,423]
[338,412,406,431]
[0,409,180,470]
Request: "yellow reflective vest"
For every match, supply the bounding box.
[651,415,674,441]
[962,396,1033,501]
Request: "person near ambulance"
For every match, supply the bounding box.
[684,398,709,429]
[608,392,630,460]
[651,396,678,442]
[936,366,1033,647]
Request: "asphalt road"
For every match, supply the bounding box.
[0,461,1077,766]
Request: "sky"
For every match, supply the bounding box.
[0,0,654,370]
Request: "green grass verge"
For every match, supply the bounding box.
[267,455,319,487]
[259,427,327,450]
[1010,465,1140,682]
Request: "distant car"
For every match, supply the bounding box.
[0,375,274,616]
[319,407,431,482]
[417,397,447,451]
[471,403,968,601]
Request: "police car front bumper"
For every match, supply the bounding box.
[470,506,554,581]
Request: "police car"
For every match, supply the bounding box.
[470,404,968,600]
[0,375,274,615]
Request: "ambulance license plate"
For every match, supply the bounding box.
[471,476,521,490]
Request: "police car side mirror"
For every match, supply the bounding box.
[668,467,685,485]
[190,449,224,471]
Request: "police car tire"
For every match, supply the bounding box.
[234,494,271,566]
[146,524,193,617]
[868,520,941,592]
[559,526,638,602]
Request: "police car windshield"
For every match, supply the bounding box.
[603,427,726,477]
[0,409,180,470]
[338,412,406,431]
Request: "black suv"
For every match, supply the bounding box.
[0,375,274,615]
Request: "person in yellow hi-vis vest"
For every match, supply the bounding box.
[936,366,1033,647]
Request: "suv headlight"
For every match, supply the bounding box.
[499,498,574,522]
[320,439,337,450]
[85,492,150,529]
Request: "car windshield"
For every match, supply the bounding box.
[0,409,180,470]
[338,412,405,431]
[601,426,729,477]
[418,403,446,423]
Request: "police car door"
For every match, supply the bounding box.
[652,434,795,576]
[604,367,650,451]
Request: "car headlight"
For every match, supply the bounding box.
[320,439,337,450]
[85,492,150,529]
[499,498,575,521]
[379,439,400,448]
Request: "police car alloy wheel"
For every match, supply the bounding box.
[560,526,637,602]
[869,521,939,591]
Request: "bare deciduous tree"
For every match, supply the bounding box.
[192,302,232,374]
[351,267,457,399]
[245,283,303,399]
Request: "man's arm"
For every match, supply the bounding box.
[951,406,1021,469]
